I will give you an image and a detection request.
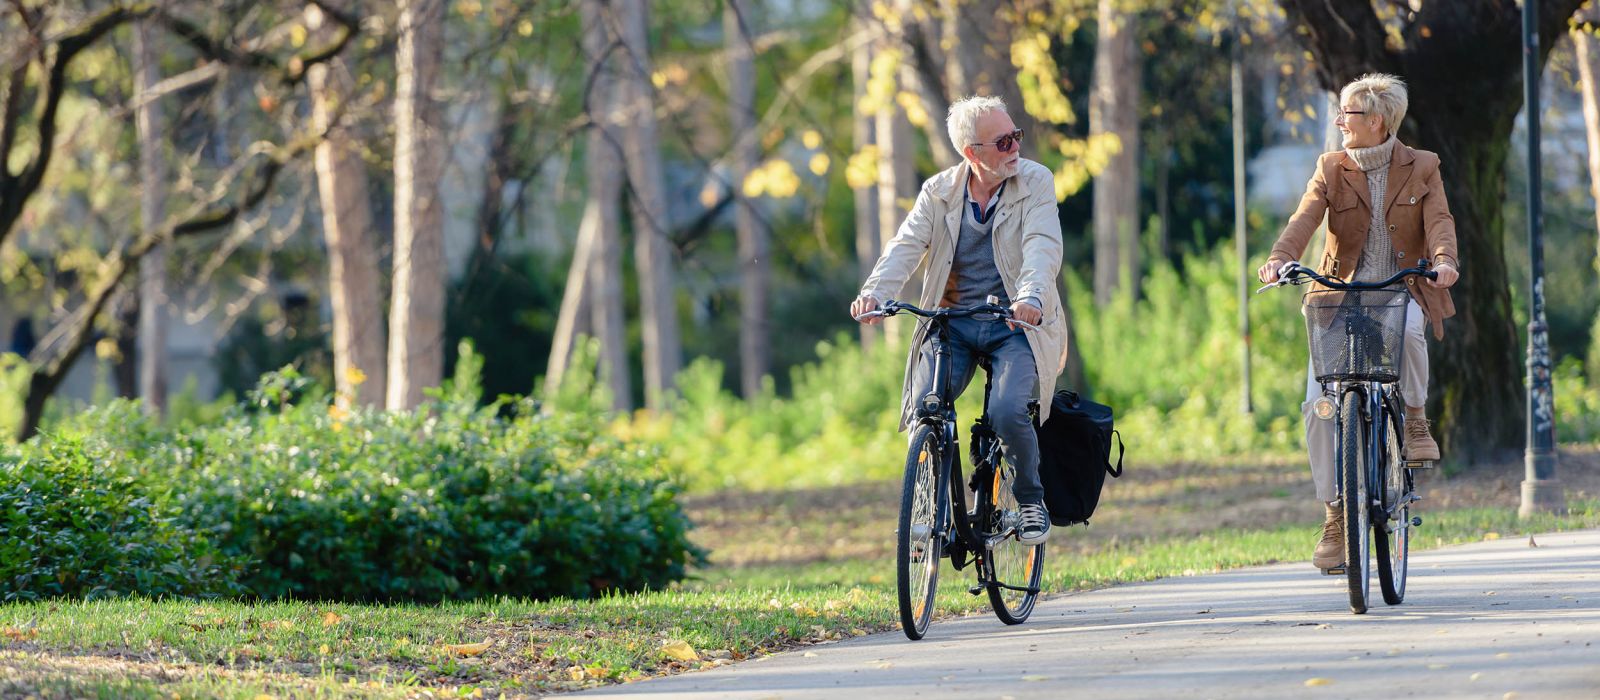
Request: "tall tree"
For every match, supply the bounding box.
[851,13,882,352]
[132,19,168,415]
[1090,0,1142,304]
[613,0,681,410]
[875,44,916,348]
[307,4,386,408]
[1277,0,1586,460]
[1574,2,1600,379]
[726,0,769,399]
[541,0,630,412]
[387,0,446,411]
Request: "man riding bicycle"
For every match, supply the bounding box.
[850,95,1067,545]
[1256,73,1460,571]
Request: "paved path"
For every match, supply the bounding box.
[578,529,1600,699]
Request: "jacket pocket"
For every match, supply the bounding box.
[1331,192,1359,212]
[1394,183,1428,207]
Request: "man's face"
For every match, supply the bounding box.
[964,110,1021,181]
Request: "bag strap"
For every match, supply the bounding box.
[1106,430,1125,477]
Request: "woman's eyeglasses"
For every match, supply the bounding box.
[971,129,1024,153]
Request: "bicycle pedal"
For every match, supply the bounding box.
[967,585,984,596]
[1403,460,1435,469]
[1321,566,1346,576]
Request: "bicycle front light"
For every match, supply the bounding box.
[920,393,941,415]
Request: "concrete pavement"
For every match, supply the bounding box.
[576,529,1600,699]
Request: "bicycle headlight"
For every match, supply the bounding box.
[920,393,941,415]
[1313,396,1336,421]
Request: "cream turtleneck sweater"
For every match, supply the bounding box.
[1345,136,1399,284]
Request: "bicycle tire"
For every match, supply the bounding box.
[1339,392,1371,614]
[1375,405,1411,605]
[897,424,943,640]
[984,457,1043,624]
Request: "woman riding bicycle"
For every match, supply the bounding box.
[1256,73,1460,572]
[850,95,1067,546]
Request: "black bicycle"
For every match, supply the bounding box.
[856,297,1045,639]
[1258,261,1436,613]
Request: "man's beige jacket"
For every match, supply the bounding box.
[859,158,1068,430]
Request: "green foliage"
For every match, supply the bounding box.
[1068,240,1307,458]
[19,362,703,603]
[0,436,242,602]
[0,352,26,442]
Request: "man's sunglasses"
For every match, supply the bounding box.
[970,129,1024,153]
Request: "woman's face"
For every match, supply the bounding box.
[1337,98,1387,149]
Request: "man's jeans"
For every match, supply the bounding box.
[1303,299,1427,502]
[909,316,1043,503]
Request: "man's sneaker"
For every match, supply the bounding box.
[1404,416,1440,461]
[1018,502,1050,545]
[1313,502,1344,570]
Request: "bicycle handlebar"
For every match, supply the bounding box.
[1255,259,1438,295]
[853,297,1041,332]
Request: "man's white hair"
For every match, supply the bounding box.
[1340,73,1408,138]
[947,96,1008,156]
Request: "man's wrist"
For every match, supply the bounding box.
[1017,297,1042,310]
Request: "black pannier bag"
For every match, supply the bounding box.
[1034,390,1124,526]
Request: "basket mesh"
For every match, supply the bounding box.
[1303,288,1409,383]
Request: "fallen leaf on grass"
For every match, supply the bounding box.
[1,626,38,642]
[321,612,342,627]
[443,640,494,657]
[1304,678,1332,687]
[661,640,699,661]
[1483,532,1501,541]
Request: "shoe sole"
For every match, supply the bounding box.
[1018,532,1050,546]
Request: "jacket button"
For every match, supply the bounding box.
[1397,251,1405,258]
[1407,278,1415,285]
[1409,197,1416,204]
[1389,224,1396,231]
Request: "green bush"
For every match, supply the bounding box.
[28,350,703,602]
[0,437,242,601]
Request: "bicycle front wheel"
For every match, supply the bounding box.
[897,424,943,640]
[1338,392,1371,614]
[985,460,1043,625]
[1375,406,1411,605]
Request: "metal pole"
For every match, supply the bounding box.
[1233,35,1252,414]
[1520,0,1563,517]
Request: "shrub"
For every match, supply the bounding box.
[0,438,242,601]
[36,353,702,603]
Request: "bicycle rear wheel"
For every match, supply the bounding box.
[1338,392,1371,614]
[985,458,1043,624]
[897,424,944,640]
[1375,406,1411,605]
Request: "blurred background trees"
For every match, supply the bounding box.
[3,0,1599,467]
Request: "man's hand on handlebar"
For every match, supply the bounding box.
[1008,301,1042,331]
[851,295,884,325]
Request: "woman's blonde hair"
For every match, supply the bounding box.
[1340,73,1408,138]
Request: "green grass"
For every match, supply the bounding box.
[3,493,1597,698]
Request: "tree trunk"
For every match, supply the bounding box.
[586,1,632,413]
[876,43,917,349]
[308,5,387,409]
[1090,0,1141,305]
[852,16,882,353]
[1277,0,1585,461]
[133,20,168,415]
[614,0,681,410]
[1574,6,1600,379]
[387,0,446,411]
[726,0,769,399]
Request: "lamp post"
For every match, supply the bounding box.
[1520,0,1563,517]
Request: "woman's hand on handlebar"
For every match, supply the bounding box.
[1429,261,1459,289]
[1257,258,1292,284]
[851,295,885,325]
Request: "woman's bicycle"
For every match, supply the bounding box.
[855,297,1045,639]
[1258,261,1437,614]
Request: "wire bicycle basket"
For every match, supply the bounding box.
[1303,288,1409,384]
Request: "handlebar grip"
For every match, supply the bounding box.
[1423,270,1439,280]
